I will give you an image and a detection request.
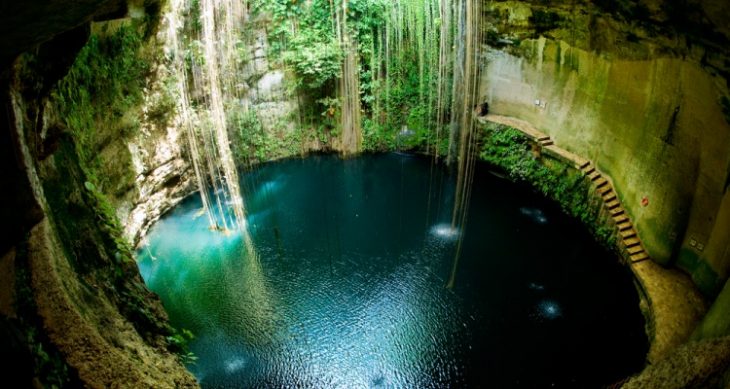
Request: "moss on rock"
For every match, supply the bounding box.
[693,279,730,341]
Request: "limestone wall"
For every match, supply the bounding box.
[112,11,306,246]
[480,38,730,295]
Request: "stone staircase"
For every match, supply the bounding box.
[478,114,707,366]
[478,115,651,264]
[537,135,554,147]
[578,160,650,263]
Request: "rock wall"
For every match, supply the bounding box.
[114,11,306,247]
[480,2,730,297]
[243,23,300,140]
[0,1,199,386]
[116,59,195,247]
[230,15,313,163]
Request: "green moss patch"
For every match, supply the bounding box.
[479,124,615,248]
[677,248,724,298]
[693,279,730,340]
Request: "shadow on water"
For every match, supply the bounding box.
[138,153,648,388]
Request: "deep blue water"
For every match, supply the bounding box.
[138,153,647,388]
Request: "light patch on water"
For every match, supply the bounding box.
[225,195,244,207]
[534,299,562,321]
[528,282,545,291]
[251,178,284,205]
[259,180,281,193]
[224,357,247,373]
[430,223,460,240]
[520,207,548,225]
[192,208,207,220]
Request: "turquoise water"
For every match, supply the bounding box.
[138,154,647,388]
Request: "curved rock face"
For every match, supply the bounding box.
[28,219,197,388]
[116,61,195,248]
[480,0,730,298]
[0,1,198,387]
[480,4,730,382]
[1,61,198,388]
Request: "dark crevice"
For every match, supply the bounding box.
[661,105,680,146]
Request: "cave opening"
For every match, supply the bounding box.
[2,0,730,387]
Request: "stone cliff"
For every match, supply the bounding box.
[480,0,730,298]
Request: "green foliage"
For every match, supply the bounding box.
[184,39,206,71]
[349,0,388,26]
[232,109,267,162]
[364,28,437,151]
[282,34,342,90]
[362,118,393,151]
[41,138,134,280]
[231,110,303,163]
[529,10,561,34]
[255,0,340,81]
[187,0,203,34]
[146,76,178,125]
[52,23,150,172]
[480,126,616,248]
[252,0,437,152]
[41,16,179,346]
[167,328,198,365]
[253,0,345,143]
[242,0,447,156]
[48,20,149,271]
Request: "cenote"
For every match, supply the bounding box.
[138,153,648,388]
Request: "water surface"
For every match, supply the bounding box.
[138,154,647,388]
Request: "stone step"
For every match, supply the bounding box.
[605,199,621,209]
[624,237,641,248]
[597,186,613,196]
[603,192,617,202]
[541,141,554,147]
[617,222,632,231]
[588,171,601,181]
[620,229,637,239]
[630,252,649,263]
[627,245,644,255]
[579,160,592,170]
[595,178,609,188]
[537,135,551,142]
[610,207,625,216]
[613,213,628,224]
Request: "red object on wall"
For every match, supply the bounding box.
[641,196,649,207]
